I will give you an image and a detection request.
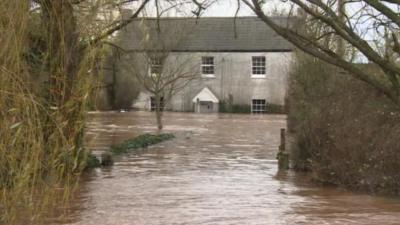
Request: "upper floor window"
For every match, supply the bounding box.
[201,56,215,77]
[150,57,162,75]
[252,56,266,77]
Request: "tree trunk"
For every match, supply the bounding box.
[337,0,346,58]
[41,0,81,106]
[39,0,86,163]
[155,94,163,130]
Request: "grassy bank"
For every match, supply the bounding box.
[288,52,400,195]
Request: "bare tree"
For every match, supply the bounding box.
[121,19,200,129]
[241,0,400,106]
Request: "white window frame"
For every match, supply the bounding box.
[251,56,266,78]
[251,99,267,113]
[201,56,215,78]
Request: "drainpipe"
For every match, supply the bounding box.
[221,56,225,100]
[196,98,200,113]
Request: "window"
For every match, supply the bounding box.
[252,56,266,76]
[150,57,162,75]
[201,56,215,76]
[150,97,164,111]
[252,99,267,113]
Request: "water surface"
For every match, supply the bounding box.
[58,111,400,225]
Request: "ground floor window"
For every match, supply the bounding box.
[150,97,164,111]
[252,99,266,113]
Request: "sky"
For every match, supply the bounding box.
[133,0,254,17]
[200,0,254,17]
[202,0,292,17]
[129,0,288,17]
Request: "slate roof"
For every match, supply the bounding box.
[117,17,293,52]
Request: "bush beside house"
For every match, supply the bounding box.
[288,52,400,194]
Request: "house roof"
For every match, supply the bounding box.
[192,87,219,103]
[117,17,293,52]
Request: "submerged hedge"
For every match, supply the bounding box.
[85,133,175,169]
[111,133,175,155]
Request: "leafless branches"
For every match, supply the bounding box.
[242,0,400,105]
[120,19,200,129]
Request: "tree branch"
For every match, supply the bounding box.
[363,0,400,27]
[242,0,400,104]
[85,0,150,48]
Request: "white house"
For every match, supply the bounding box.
[115,16,293,113]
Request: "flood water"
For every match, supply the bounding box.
[58,111,400,225]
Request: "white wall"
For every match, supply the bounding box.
[130,51,293,112]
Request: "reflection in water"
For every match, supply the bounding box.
[56,111,400,225]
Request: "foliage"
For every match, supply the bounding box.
[288,51,400,194]
[1,2,88,224]
[111,133,175,155]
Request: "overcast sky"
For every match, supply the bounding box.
[201,1,254,17]
[133,0,288,17]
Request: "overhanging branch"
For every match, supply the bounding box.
[242,0,399,104]
[85,0,150,48]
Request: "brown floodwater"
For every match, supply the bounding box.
[56,111,400,225]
